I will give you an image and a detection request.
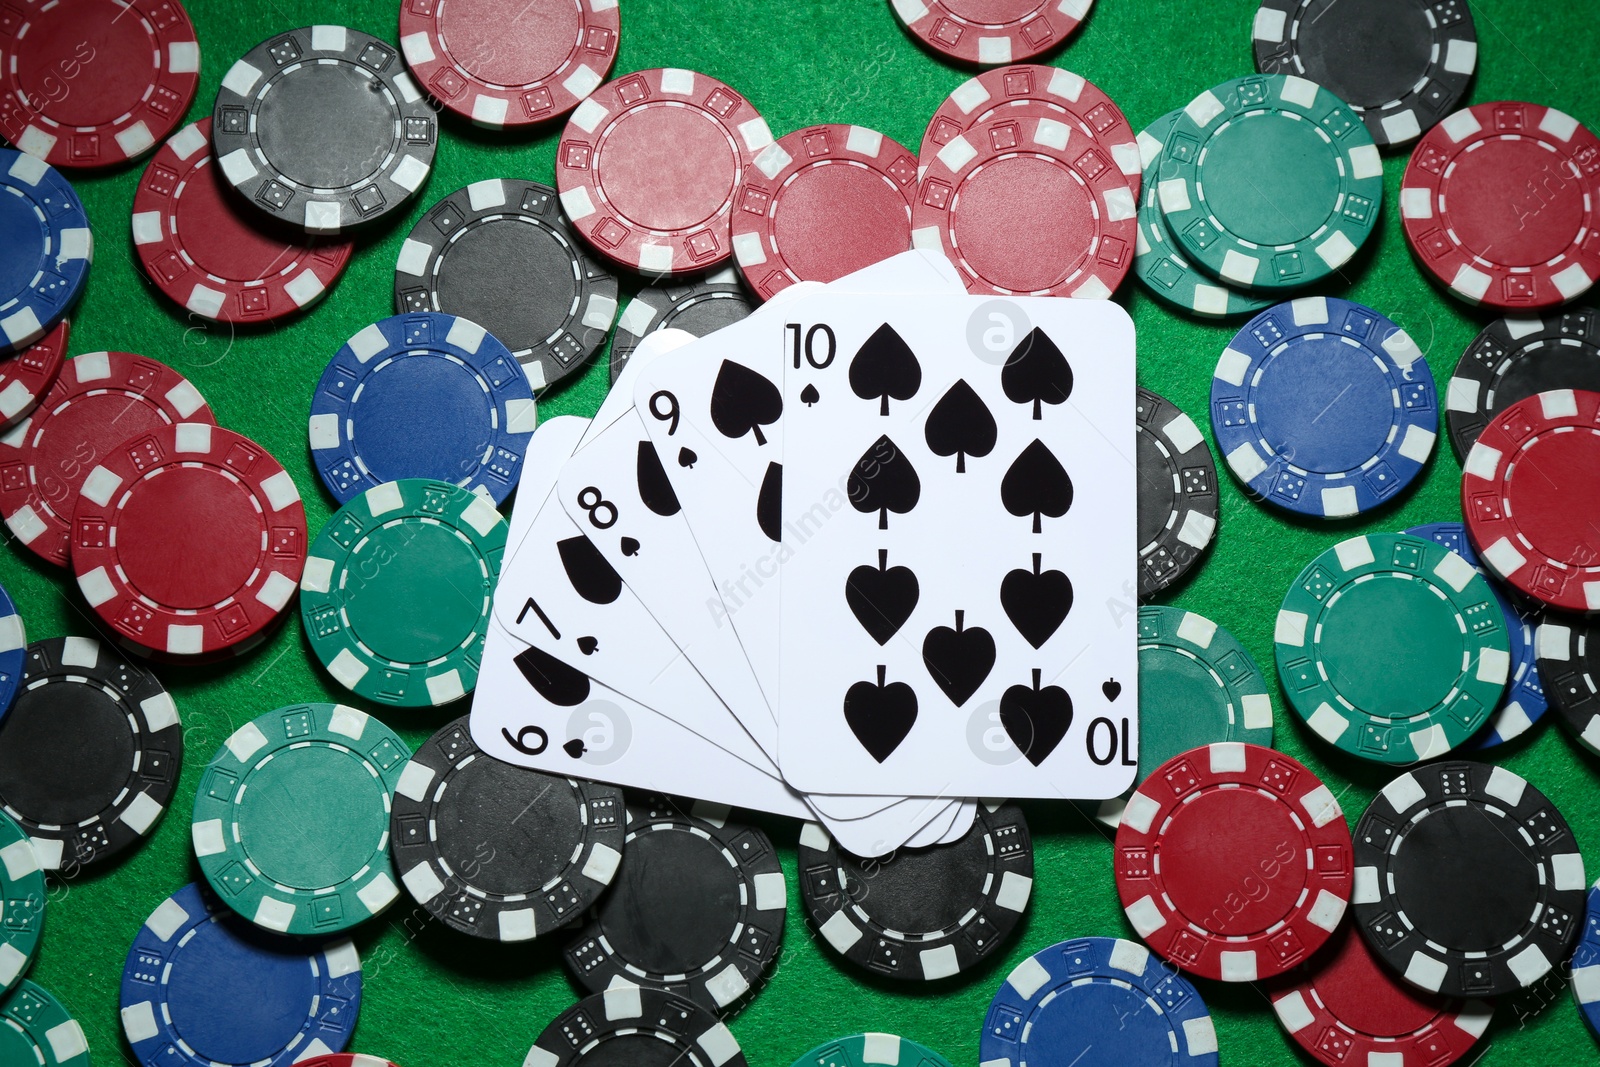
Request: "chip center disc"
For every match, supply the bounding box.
[177,158,306,284]
[0,681,133,824]
[0,191,45,299]
[953,154,1090,292]
[343,520,486,664]
[1024,982,1175,1062]
[1138,650,1234,767]
[846,820,986,933]
[1446,139,1587,266]
[31,392,172,520]
[1292,0,1434,108]
[658,293,746,336]
[600,829,738,973]
[1254,337,1394,472]
[1318,576,1462,719]
[598,106,738,232]
[1161,789,1309,934]
[1311,933,1442,1037]
[1504,430,1600,561]
[117,466,260,609]
[440,0,580,84]
[574,1032,698,1067]
[436,758,584,894]
[350,356,496,483]
[772,164,911,283]
[166,917,320,1062]
[257,63,398,190]
[237,745,389,889]
[0,1023,37,1064]
[1135,432,1179,546]
[435,220,581,356]
[1392,805,1536,950]
[1496,343,1598,402]
[937,0,1043,22]
[1202,114,1339,246]
[16,5,155,127]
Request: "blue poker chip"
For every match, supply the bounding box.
[0,149,92,354]
[1406,522,1547,748]
[1576,881,1600,1037]
[1210,297,1438,519]
[309,312,537,506]
[981,936,1218,1067]
[0,583,22,720]
[119,882,362,1067]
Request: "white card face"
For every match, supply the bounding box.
[776,293,1140,799]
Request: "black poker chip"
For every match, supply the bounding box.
[523,987,749,1067]
[1252,0,1478,148]
[1352,761,1586,998]
[798,802,1033,981]
[610,269,753,383]
[390,716,625,941]
[1136,388,1219,599]
[1445,309,1600,457]
[395,179,620,391]
[1536,616,1600,758]
[563,797,784,1012]
[0,637,182,873]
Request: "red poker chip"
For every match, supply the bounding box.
[0,319,67,432]
[0,0,199,168]
[1114,741,1354,983]
[730,124,917,299]
[399,0,619,128]
[912,111,1137,298]
[293,1057,400,1067]
[0,351,214,567]
[1270,925,1492,1067]
[71,422,306,658]
[555,67,772,275]
[891,0,1093,66]
[920,65,1139,194]
[132,119,354,324]
[1401,102,1600,311]
[1463,388,1600,613]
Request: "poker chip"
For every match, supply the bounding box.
[1446,309,1600,457]
[0,0,199,168]
[912,112,1137,298]
[0,637,181,872]
[731,124,918,298]
[0,351,213,567]
[1159,75,1383,291]
[889,0,1093,66]
[1133,112,1271,320]
[394,181,618,390]
[1276,534,1510,763]
[0,150,92,353]
[1269,924,1492,1067]
[1115,742,1352,982]
[0,321,67,432]
[299,1058,400,1067]
[1536,616,1600,757]
[1406,522,1546,749]
[398,0,619,128]
[1462,389,1600,613]
[1136,388,1218,598]
[301,479,506,708]
[1574,880,1600,1037]
[192,703,410,934]
[0,981,88,1067]
[564,798,783,1011]
[1252,0,1478,148]
[982,937,1218,1067]
[119,882,361,1067]
[609,268,752,382]
[391,715,624,940]
[1351,760,1586,997]
[556,68,773,275]
[212,26,437,233]
[1211,298,1438,519]
[793,1034,952,1067]
[71,422,306,658]
[1403,102,1600,310]
[0,583,22,721]
[309,313,537,505]
[525,986,748,1067]
[133,119,354,323]
[798,801,1033,981]
[0,810,43,994]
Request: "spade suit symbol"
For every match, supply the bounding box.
[849,323,921,415]
[925,379,996,473]
[999,668,1073,766]
[1001,440,1072,533]
[558,535,623,604]
[636,441,681,517]
[709,360,782,445]
[677,447,698,468]
[514,645,590,706]
[922,610,996,707]
[800,384,820,407]
[847,435,920,530]
[1002,327,1073,419]
[845,548,919,645]
[844,665,918,762]
[1001,553,1072,648]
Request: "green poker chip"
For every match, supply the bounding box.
[1275,534,1512,764]
[1089,606,1274,827]
[0,810,43,995]
[192,702,411,935]
[301,478,508,708]
[791,1034,952,1067]
[0,980,89,1067]
[1158,73,1383,291]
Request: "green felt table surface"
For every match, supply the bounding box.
[4,0,1600,1064]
